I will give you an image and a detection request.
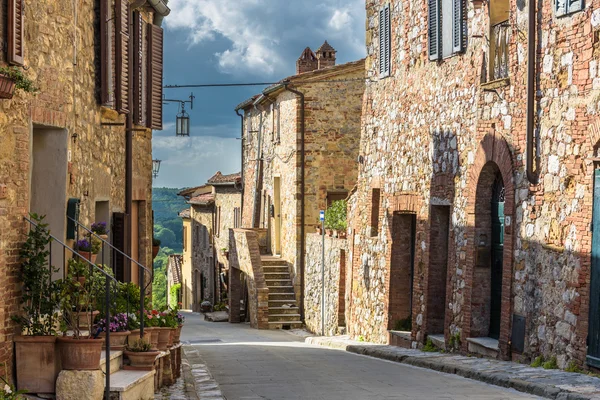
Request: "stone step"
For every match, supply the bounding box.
[100,350,123,374]
[261,258,289,267]
[268,293,296,301]
[427,334,446,351]
[263,272,290,280]
[466,337,499,359]
[267,286,295,294]
[109,369,155,400]
[268,306,300,315]
[268,321,303,329]
[262,266,289,273]
[268,299,297,307]
[265,279,292,287]
[268,313,301,322]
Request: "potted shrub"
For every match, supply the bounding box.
[144,310,161,351]
[123,339,160,371]
[74,238,100,264]
[57,258,103,370]
[174,309,185,345]
[0,66,38,99]
[156,310,175,350]
[91,222,109,241]
[12,214,62,394]
[152,238,161,259]
[96,313,130,351]
[325,200,347,239]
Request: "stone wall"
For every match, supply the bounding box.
[305,233,348,336]
[0,0,156,380]
[190,205,215,308]
[348,0,600,367]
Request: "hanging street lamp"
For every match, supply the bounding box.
[152,159,162,179]
[163,93,195,137]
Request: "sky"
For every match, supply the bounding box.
[152,0,366,189]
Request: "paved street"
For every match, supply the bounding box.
[180,312,540,400]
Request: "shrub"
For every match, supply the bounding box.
[126,339,153,352]
[543,357,558,370]
[422,338,438,352]
[531,355,544,368]
[169,284,181,309]
[393,316,412,332]
[324,200,347,230]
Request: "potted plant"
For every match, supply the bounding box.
[74,238,100,264]
[155,310,175,350]
[144,310,161,351]
[152,237,161,259]
[123,339,160,371]
[96,313,130,351]
[57,258,103,370]
[12,214,62,394]
[91,222,109,241]
[174,309,185,345]
[325,200,347,239]
[221,247,229,259]
[0,66,38,99]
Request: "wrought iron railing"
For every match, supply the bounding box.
[67,216,153,339]
[491,21,510,81]
[24,216,118,400]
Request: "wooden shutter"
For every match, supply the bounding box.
[133,11,145,125]
[428,0,441,61]
[147,25,164,130]
[99,0,110,104]
[452,0,464,53]
[116,0,130,114]
[112,212,127,282]
[8,0,24,65]
[378,6,390,76]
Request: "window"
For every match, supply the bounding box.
[7,0,24,65]
[234,207,241,229]
[327,192,347,209]
[378,5,391,77]
[183,226,187,251]
[556,0,583,16]
[488,0,509,81]
[428,0,465,60]
[215,206,221,237]
[370,189,381,237]
[276,104,281,143]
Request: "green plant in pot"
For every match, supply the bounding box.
[12,214,61,393]
[152,237,161,259]
[0,66,38,99]
[74,237,101,264]
[324,200,348,238]
[57,258,104,370]
[124,339,160,371]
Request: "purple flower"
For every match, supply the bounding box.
[91,222,109,235]
[97,313,129,332]
[75,239,92,252]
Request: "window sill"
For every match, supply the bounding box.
[481,77,510,90]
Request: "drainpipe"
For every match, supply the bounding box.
[251,102,263,228]
[235,109,245,220]
[147,0,170,26]
[526,0,539,184]
[282,84,306,322]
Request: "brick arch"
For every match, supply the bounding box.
[462,133,515,360]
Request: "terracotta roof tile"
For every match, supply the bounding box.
[189,193,215,205]
[168,255,182,285]
[179,208,191,218]
[207,171,241,185]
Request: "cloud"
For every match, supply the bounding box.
[165,0,365,77]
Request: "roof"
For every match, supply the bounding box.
[189,193,215,206]
[207,171,242,185]
[179,208,191,219]
[168,255,182,285]
[177,185,209,198]
[236,58,365,110]
[316,41,336,53]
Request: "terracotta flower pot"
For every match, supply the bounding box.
[14,335,59,393]
[57,337,103,370]
[98,234,109,241]
[172,325,183,345]
[326,229,334,237]
[146,327,160,351]
[157,327,171,350]
[76,310,99,329]
[98,330,131,351]
[78,251,98,264]
[152,245,160,259]
[0,74,16,99]
[337,230,347,239]
[124,350,160,370]
[316,226,322,234]
[167,327,177,347]
[127,329,151,346]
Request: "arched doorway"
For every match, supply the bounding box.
[471,162,504,339]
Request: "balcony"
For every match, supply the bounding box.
[490,21,510,81]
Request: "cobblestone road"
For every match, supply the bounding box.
[177,312,541,400]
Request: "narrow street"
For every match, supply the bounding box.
[180,312,540,400]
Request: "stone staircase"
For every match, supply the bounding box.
[101,350,155,400]
[262,257,302,329]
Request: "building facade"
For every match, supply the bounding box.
[348,0,600,368]
[0,0,166,380]
[236,44,365,313]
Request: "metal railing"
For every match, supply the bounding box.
[67,216,153,339]
[491,21,510,81]
[24,216,118,400]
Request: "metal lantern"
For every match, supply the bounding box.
[176,108,190,137]
[152,159,162,179]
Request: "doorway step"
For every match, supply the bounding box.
[466,337,499,358]
[388,330,411,348]
[427,334,446,351]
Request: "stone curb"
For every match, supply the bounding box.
[181,345,225,400]
[305,337,594,400]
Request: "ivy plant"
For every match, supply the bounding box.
[0,66,38,94]
[12,214,61,336]
[324,200,348,231]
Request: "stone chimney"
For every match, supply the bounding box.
[316,41,336,69]
[296,47,318,74]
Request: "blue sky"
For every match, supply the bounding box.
[151,0,366,189]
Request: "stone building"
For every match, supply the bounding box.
[232,43,364,327]
[167,254,183,307]
[0,0,167,382]
[347,0,600,369]
[176,172,242,311]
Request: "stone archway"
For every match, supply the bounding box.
[463,133,515,358]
